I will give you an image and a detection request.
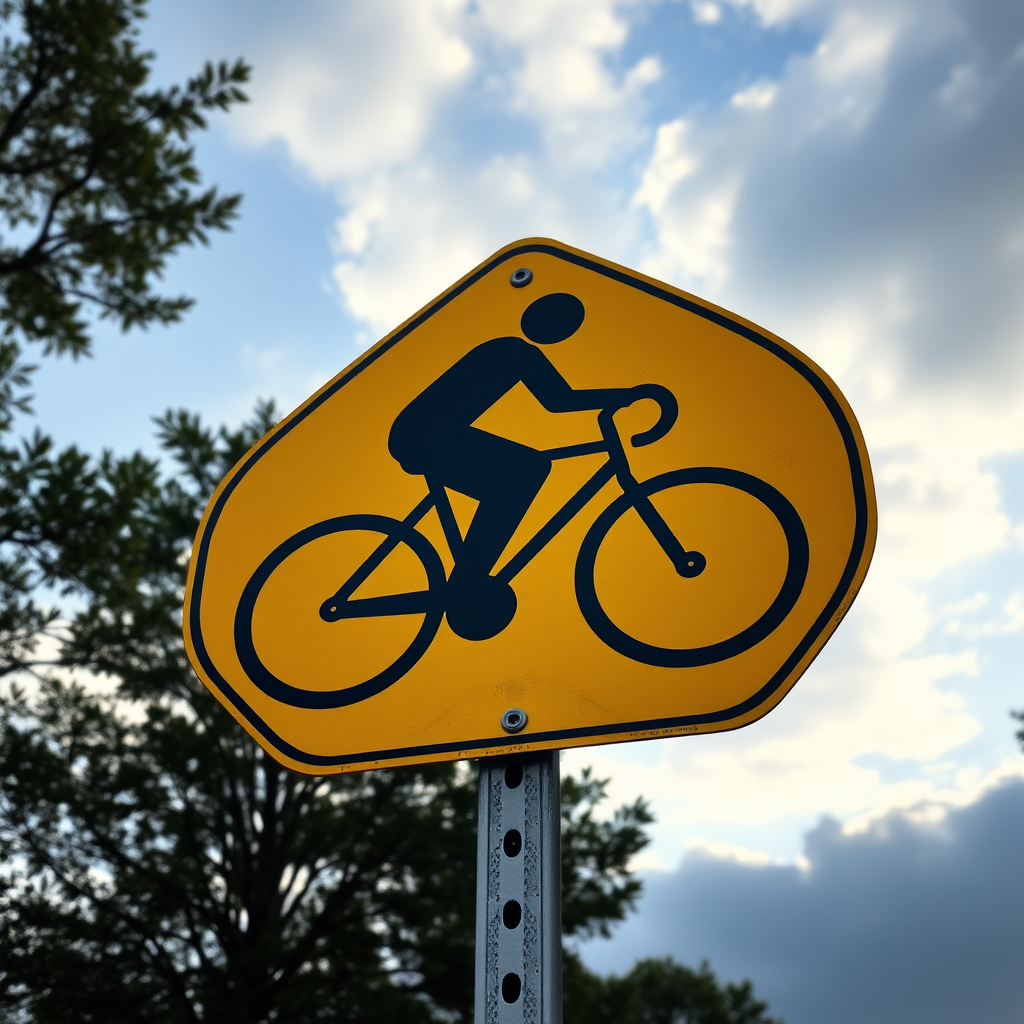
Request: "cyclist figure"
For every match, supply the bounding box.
[388,291,648,641]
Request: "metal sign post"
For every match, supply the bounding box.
[475,750,562,1024]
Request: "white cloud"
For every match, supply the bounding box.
[624,55,664,91]
[812,7,898,87]
[478,0,631,122]
[944,589,1024,638]
[638,179,738,288]
[234,0,472,181]
[328,154,636,333]
[633,120,738,288]
[632,119,698,214]
[731,79,778,109]
[937,62,982,117]
[683,838,779,867]
[723,0,826,28]
[691,1,723,25]
[233,0,665,332]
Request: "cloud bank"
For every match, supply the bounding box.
[581,776,1024,1024]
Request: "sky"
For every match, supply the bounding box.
[25,1,1024,1021]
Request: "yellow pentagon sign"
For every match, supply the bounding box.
[184,238,876,774]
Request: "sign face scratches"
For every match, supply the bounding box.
[183,238,876,774]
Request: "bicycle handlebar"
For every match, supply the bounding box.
[622,383,678,447]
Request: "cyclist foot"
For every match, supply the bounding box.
[446,574,517,641]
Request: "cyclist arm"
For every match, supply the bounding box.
[520,343,634,413]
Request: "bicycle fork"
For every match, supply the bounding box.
[596,408,706,580]
[608,471,704,578]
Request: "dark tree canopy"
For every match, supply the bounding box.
[0,0,248,357]
[0,395,657,1022]
[561,768,652,939]
[563,952,783,1024]
[0,3,785,1022]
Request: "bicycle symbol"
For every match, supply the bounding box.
[234,381,809,712]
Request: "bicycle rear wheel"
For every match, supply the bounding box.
[575,468,808,668]
[234,514,446,709]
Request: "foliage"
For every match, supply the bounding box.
[0,395,657,1023]
[563,951,783,1024]
[0,3,655,1016]
[0,6,784,1022]
[562,767,653,938]
[0,0,248,358]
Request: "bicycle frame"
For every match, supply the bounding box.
[374,408,699,596]
[243,400,807,703]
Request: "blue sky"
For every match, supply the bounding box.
[26,1,1024,1020]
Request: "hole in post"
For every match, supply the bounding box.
[503,829,522,858]
[502,973,522,1003]
[504,762,523,789]
[502,899,522,929]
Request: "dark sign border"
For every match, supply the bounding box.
[187,242,871,768]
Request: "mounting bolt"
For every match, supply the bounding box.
[501,708,528,733]
[509,267,533,288]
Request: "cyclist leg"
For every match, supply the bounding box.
[436,427,550,577]
[429,427,550,639]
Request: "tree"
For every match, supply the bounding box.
[0,3,651,1017]
[0,395,657,1022]
[561,767,653,939]
[0,5,784,1022]
[563,953,782,1024]
[0,0,248,358]
[0,0,247,717]
[0,378,772,1023]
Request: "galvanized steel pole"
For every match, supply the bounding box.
[475,750,562,1024]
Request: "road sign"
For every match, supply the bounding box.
[183,237,876,774]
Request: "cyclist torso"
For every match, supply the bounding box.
[388,337,557,475]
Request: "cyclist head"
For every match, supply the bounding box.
[521,293,585,344]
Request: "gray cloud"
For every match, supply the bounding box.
[651,0,1024,394]
[580,777,1024,1024]
[752,7,1024,381]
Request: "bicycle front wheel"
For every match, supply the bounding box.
[575,468,808,668]
[234,514,446,709]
